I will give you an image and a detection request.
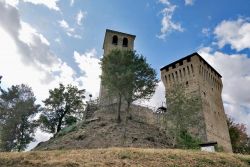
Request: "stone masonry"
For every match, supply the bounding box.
[160,53,232,152]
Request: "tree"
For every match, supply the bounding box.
[0,84,40,152]
[39,84,85,134]
[123,52,158,117]
[101,49,158,122]
[163,84,202,148]
[227,117,250,154]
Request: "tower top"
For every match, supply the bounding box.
[160,52,222,78]
[102,29,136,49]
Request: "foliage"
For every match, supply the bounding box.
[56,123,78,137]
[178,130,201,149]
[101,49,158,122]
[163,84,203,148]
[0,84,40,152]
[227,116,250,154]
[39,84,85,135]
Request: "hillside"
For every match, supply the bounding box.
[0,148,249,167]
[34,106,170,150]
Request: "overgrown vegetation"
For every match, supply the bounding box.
[163,84,203,149]
[227,116,250,154]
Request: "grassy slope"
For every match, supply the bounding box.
[0,148,249,167]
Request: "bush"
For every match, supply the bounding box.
[178,130,201,149]
[57,124,77,137]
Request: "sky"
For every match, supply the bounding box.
[0,0,250,150]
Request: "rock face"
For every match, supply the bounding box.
[34,107,170,151]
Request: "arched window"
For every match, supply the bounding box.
[112,35,118,45]
[122,37,128,47]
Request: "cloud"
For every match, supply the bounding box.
[157,0,184,39]
[4,0,19,7]
[22,0,60,11]
[58,19,74,32]
[184,0,194,6]
[74,49,101,98]
[76,10,87,25]
[70,0,74,6]
[58,19,82,39]
[214,18,250,51]
[0,1,59,71]
[202,28,210,36]
[198,47,250,135]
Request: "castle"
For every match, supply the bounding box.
[99,29,232,152]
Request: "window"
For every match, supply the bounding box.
[179,61,183,66]
[122,37,128,47]
[187,57,191,62]
[112,35,118,45]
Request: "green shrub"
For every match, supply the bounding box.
[178,130,201,149]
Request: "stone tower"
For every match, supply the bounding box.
[160,52,232,152]
[99,29,136,106]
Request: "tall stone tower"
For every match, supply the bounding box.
[99,29,136,106]
[160,52,232,152]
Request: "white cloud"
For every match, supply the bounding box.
[76,10,87,25]
[202,28,210,36]
[158,0,184,39]
[74,49,101,98]
[54,37,61,43]
[198,47,250,135]
[19,21,50,46]
[4,0,19,7]
[214,18,250,51]
[22,0,60,11]
[58,19,74,32]
[184,0,194,6]
[70,0,74,6]
[159,0,170,5]
[58,19,82,39]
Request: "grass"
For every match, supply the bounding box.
[0,148,249,167]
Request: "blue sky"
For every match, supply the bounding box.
[0,0,250,148]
